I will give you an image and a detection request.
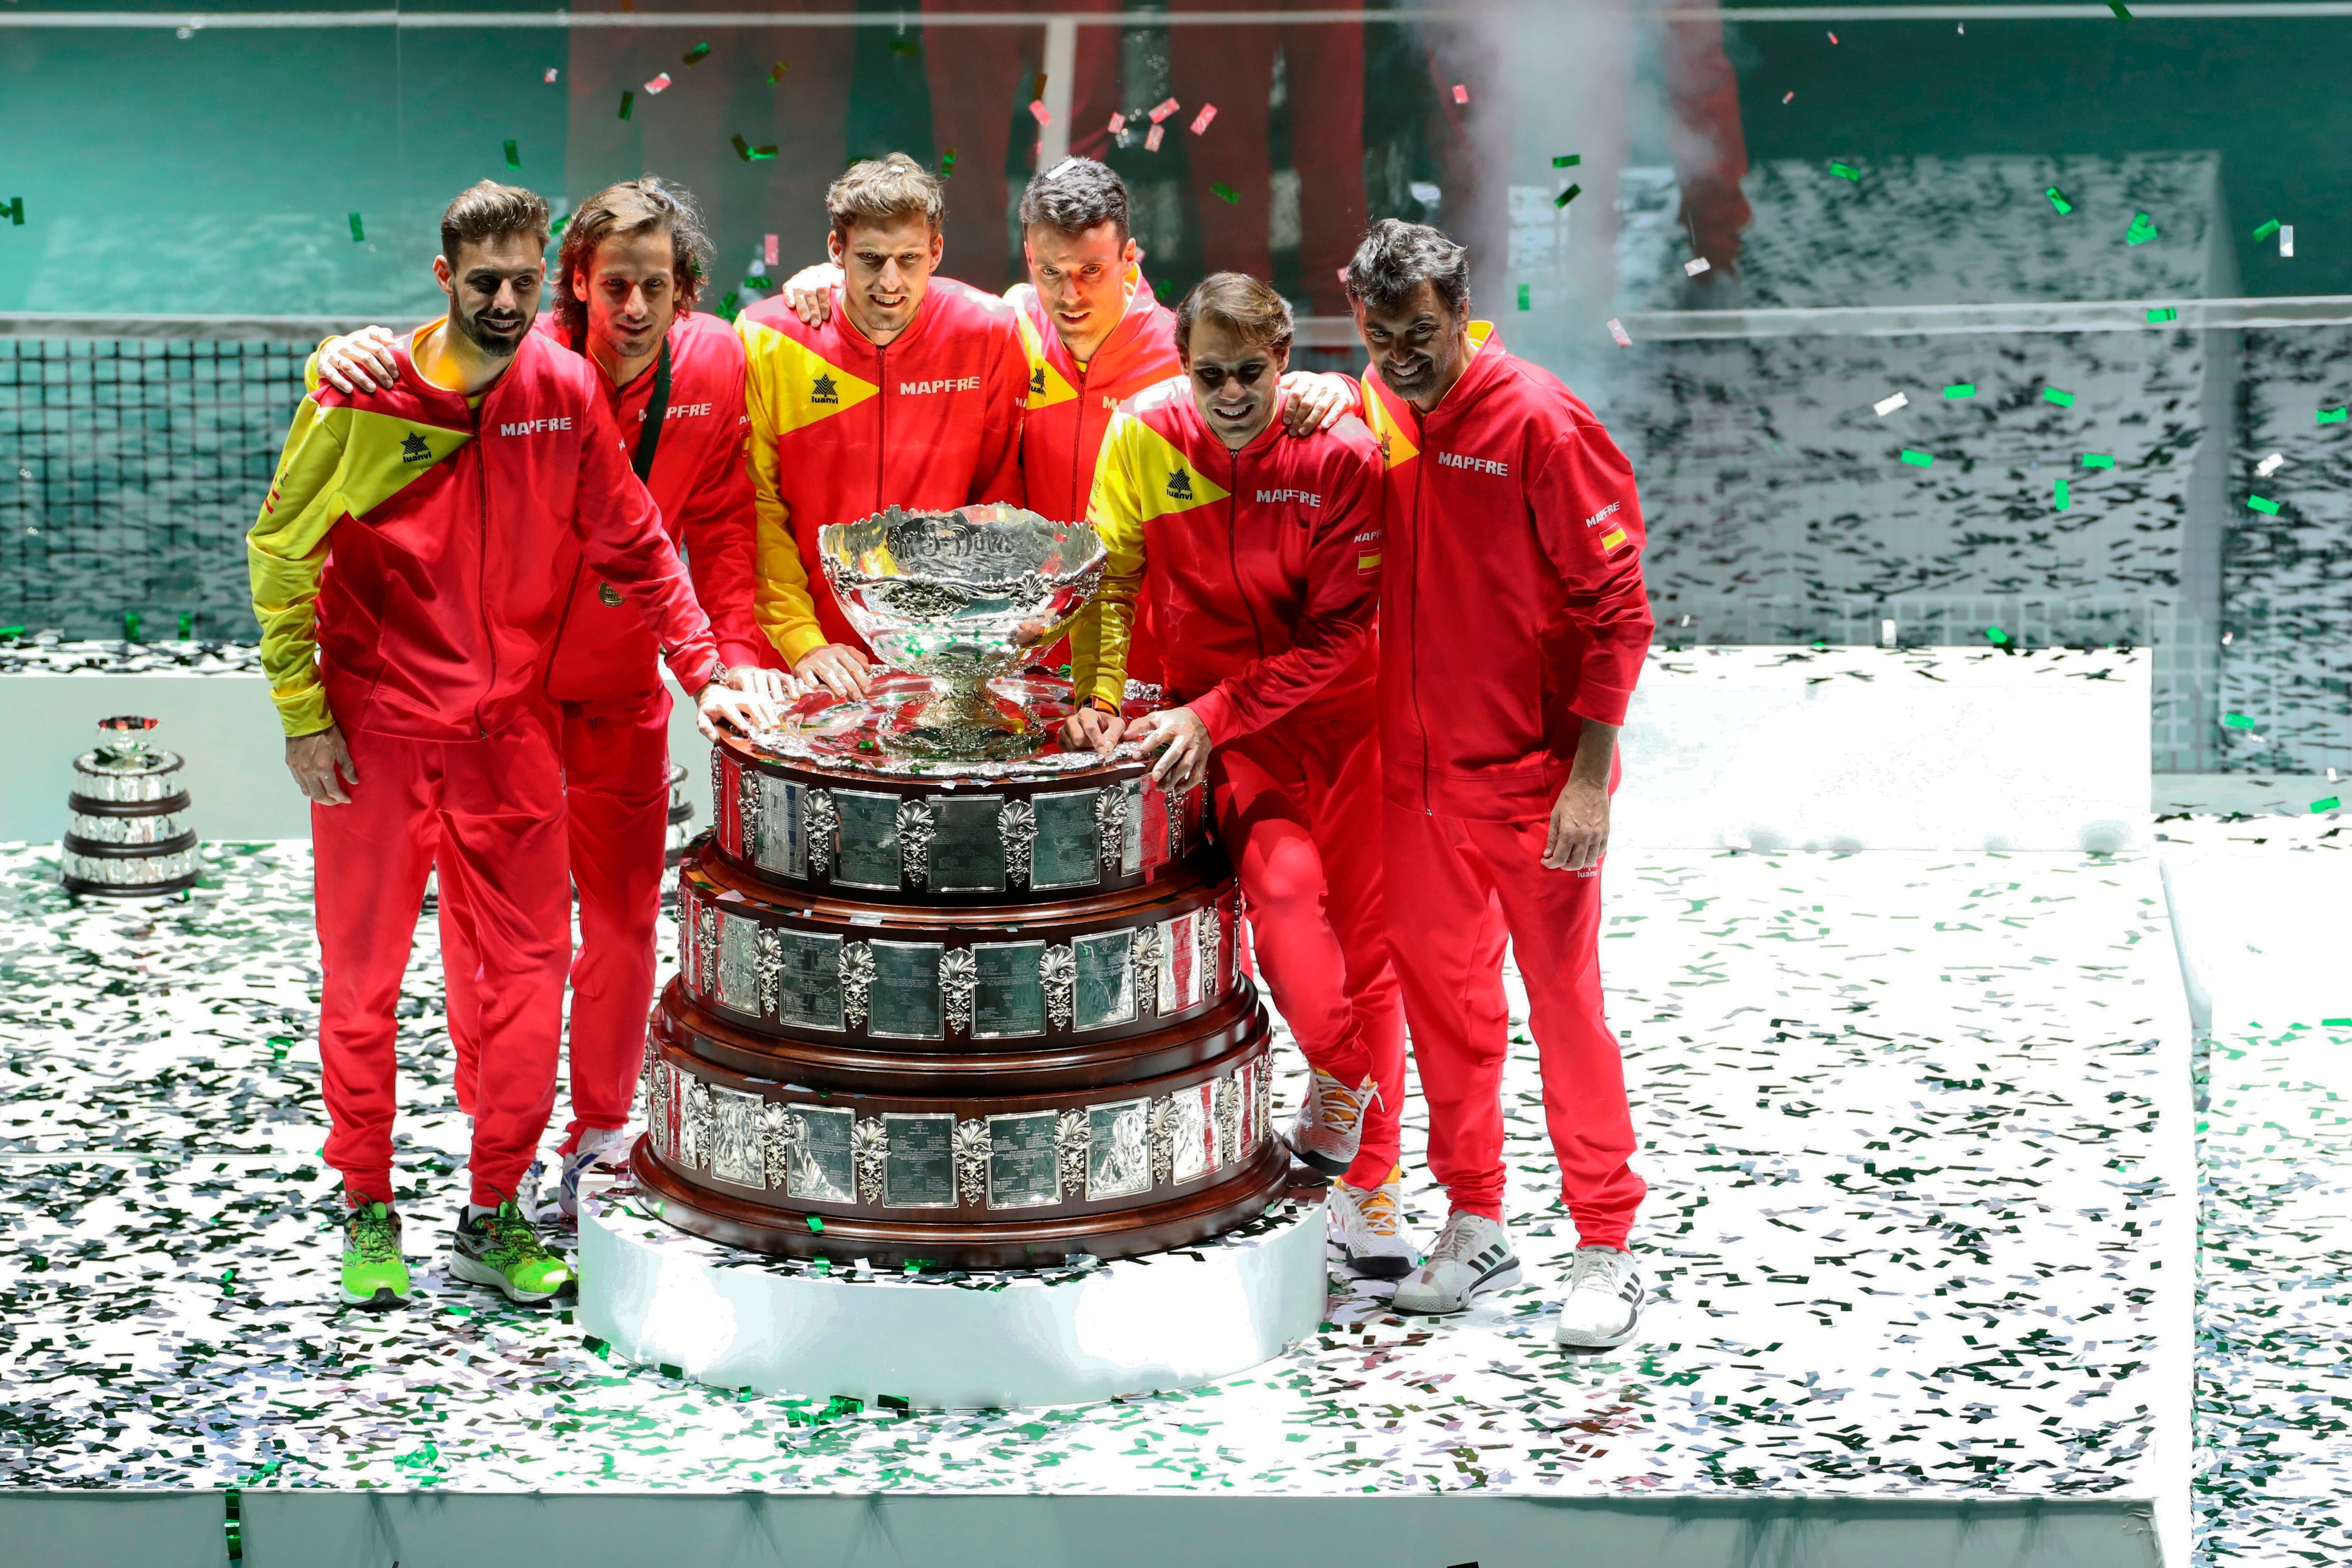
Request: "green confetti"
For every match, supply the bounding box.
[1211,182,1239,204]
[1985,625,2010,645]
[267,1036,291,1059]
[2044,387,2076,407]
[1899,449,1934,467]
[718,290,740,320]
[2082,453,2115,468]
[1943,383,1975,398]
[2317,406,2347,424]
[766,60,788,84]
[550,214,571,239]
[123,611,140,641]
[0,196,23,228]
[2124,211,2157,245]
[2222,713,2256,729]
[178,611,192,638]
[2045,187,2073,215]
[2108,0,2131,17]
[2312,797,2341,813]
[889,37,920,57]
[347,212,364,243]
[2146,306,2177,323]
[732,135,779,162]
[877,1394,912,1412]
[806,1214,824,1233]
[2324,1017,2352,1026]
[2249,495,2281,514]
[1553,153,1582,167]
[1517,282,1530,311]
[1828,161,1859,182]
[618,90,634,120]
[2054,478,2071,510]
[504,139,520,170]
[2253,218,2281,242]
[939,148,956,178]
[681,41,711,65]
[1554,183,1582,208]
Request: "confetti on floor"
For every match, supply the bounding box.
[0,839,2183,1513]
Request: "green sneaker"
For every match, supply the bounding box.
[451,1201,572,1304]
[341,1202,412,1311]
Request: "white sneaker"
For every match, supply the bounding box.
[1328,1169,1415,1280]
[1555,1244,1644,1350]
[1390,1210,1520,1315]
[1285,1069,1375,1176]
[556,1126,634,1223]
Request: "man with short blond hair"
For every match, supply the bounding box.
[737,151,1028,697]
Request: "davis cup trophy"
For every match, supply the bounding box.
[630,503,1289,1269]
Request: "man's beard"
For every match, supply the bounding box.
[456,302,527,357]
[1378,354,1439,400]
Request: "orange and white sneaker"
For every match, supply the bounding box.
[1329,1168,1415,1279]
[1285,1069,1375,1176]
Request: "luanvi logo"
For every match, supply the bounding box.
[1029,365,1047,396]
[810,374,839,406]
[399,432,433,464]
[1165,468,1195,502]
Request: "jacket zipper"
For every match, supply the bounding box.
[1224,444,1267,660]
[473,396,495,740]
[1409,404,1430,814]
[874,341,888,514]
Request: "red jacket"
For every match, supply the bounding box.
[1077,376,1383,745]
[1011,270,1181,690]
[736,278,1028,662]
[1354,325,1653,821]
[249,323,719,742]
[532,309,767,699]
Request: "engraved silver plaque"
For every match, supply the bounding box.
[1171,1082,1215,1184]
[1159,911,1202,1014]
[710,1085,766,1187]
[972,941,1046,1038]
[988,1110,1061,1209]
[1072,929,1135,1029]
[1086,1097,1153,1200]
[783,1104,857,1202]
[930,792,1006,893]
[1139,778,1170,873]
[882,1112,958,1208]
[868,940,943,1039]
[716,911,762,1015]
[752,775,809,878]
[1031,788,1102,890]
[832,789,900,889]
[772,928,845,1032]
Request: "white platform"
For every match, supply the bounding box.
[576,1189,1330,1409]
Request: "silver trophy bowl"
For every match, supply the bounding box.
[818,503,1108,759]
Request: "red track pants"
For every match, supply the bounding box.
[1214,716,1405,1188]
[1167,0,1367,316]
[313,719,570,1209]
[1383,801,1645,1247]
[446,687,673,1157]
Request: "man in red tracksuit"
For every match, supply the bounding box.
[735,152,1028,695]
[1061,273,1412,1280]
[251,182,766,1311]
[312,178,782,1223]
[1337,220,1655,1348]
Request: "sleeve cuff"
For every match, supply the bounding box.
[275,689,334,739]
[719,634,776,671]
[1568,685,1634,730]
[771,622,831,668]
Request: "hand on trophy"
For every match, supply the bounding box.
[693,680,783,741]
[1278,371,1355,436]
[725,662,797,705]
[1059,704,1128,755]
[314,325,402,394]
[779,262,845,326]
[1126,706,1211,792]
[794,642,875,701]
[285,725,358,805]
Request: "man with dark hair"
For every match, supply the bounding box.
[252,179,774,1311]
[1060,272,1412,1281]
[1338,218,1655,1348]
[311,175,784,1226]
[737,152,1028,699]
[778,155,1348,694]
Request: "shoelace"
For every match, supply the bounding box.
[1313,1073,1368,1136]
[1353,1184,1402,1238]
[347,1204,399,1263]
[1566,1247,1625,1295]
[478,1203,557,1269]
[1426,1213,1492,1266]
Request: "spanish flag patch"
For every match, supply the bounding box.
[1599,527,1630,554]
[1357,551,1383,573]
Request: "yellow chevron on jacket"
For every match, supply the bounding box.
[1067,410,1230,710]
[1014,309,1078,411]
[246,401,472,736]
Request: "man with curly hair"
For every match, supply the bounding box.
[311,178,784,1226]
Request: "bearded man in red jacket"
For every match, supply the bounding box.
[312,178,789,1226]
[1339,220,1655,1350]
